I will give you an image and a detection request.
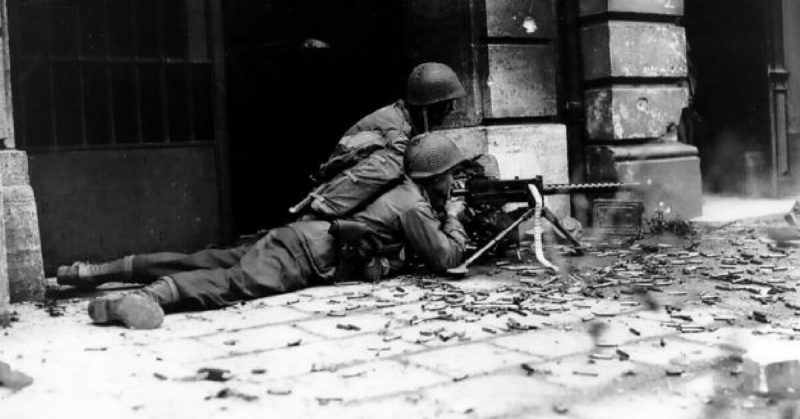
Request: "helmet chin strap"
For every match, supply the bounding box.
[421,107,430,133]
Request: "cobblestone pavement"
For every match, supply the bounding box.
[4,224,800,418]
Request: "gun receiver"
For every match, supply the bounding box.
[446,176,641,277]
[451,176,640,206]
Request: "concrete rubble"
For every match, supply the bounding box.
[4,220,800,417]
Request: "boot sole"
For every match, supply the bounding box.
[89,294,164,329]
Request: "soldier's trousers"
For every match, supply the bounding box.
[130,226,317,310]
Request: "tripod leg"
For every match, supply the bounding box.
[528,185,558,273]
[542,207,582,248]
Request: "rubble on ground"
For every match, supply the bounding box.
[0,361,33,390]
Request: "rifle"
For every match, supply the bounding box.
[447,176,640,276]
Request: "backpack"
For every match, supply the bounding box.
[291,103,412,218]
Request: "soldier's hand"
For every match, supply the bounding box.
[445,199,466,218]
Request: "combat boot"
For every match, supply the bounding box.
[87,292,164,329]
[56,256,134,289]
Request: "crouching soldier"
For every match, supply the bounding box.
[55,133,469,330]
[292,61,465,218]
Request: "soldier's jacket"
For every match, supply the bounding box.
[288,176,467,281]
[307,100,414,218]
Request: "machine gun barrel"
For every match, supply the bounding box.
[541,182,641,195]
[450,180,640,201]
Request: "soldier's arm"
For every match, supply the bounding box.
[400,201,467,272]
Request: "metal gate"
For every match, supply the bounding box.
[8,0,230,272]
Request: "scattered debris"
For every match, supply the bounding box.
[267,387,293,396]
[0,361,33,390]
[753,311,770,324]
[573,370,599,378]
[206,388,258,402]
[336,323,361,331]
[36,299,66,317]
[0,310,19,328]
[195,368,233,382]
[316,397,344,405]
[452,374,470,382]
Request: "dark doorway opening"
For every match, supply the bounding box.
[684,0,771,196]
[223,1,406,236]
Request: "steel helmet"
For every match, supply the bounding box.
[405,133,466,179]
[406,62,466,106]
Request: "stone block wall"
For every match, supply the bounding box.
[405,0,572,220]
[579,0,703,219]
[445,124,570,218]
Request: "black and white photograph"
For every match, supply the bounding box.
[3,0,800,418]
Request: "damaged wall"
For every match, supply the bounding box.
[404,0,570,220]
[581,0,702,219]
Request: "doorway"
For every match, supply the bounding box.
[685,0,800,199]
[223,0,406,236]
[684,0,772,196]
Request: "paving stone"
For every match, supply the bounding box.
[590,300,637,317]
[194,334,426,379]
[586,315,674,344]
[169,305,312,336]
[475,310,582,333]
[421,375,565,418]
[369,287,426,305]
[673,372,726,400]
[325,393,440,419]
[272,360,449,402]
[635,307,717,327]
[533,354,643,390]
[289,299,351,314]
[678,327,760,351]
[569,390,709,419]
[373,302,427,321]
[196,324,321,353]
[445,275,519,290]
[294,283,377,299]
[143,337,226,364]
[619,338,726,367]
[739,339,800,396]
[295,313,391,338]
[405,342,539,378]
[492,329,594,359]
[393,319,497,347]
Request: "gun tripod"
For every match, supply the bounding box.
[447,178,639,277]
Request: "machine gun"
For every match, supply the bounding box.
[447,176,640,276]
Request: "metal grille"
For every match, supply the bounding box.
[8,0,217,150]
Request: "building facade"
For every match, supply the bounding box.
[5,0,800,303]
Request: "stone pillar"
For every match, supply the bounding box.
[580,0,703,218]
[0,180,8,316]
[0,0,44,301]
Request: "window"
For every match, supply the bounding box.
[9,0,217,149]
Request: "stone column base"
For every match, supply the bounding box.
[0,150,45,302]
[438,124,572,236]
[586,142,702,219]
[441,123,571,217]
